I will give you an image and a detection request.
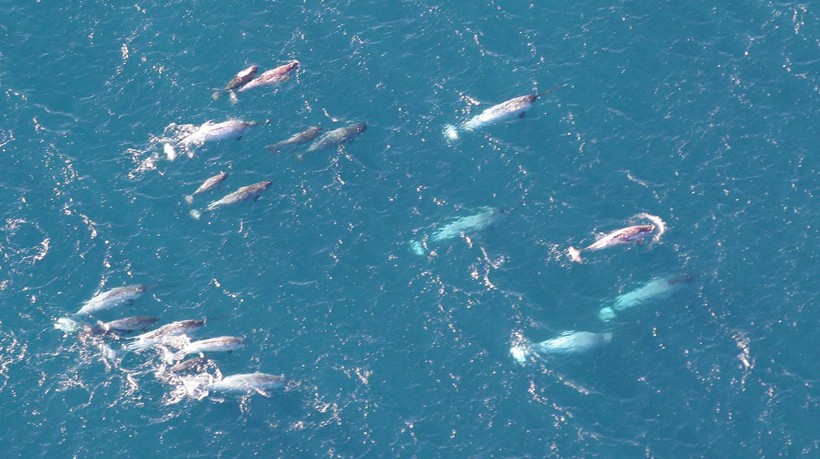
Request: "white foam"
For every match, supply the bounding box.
[443,124,459,141]
[54,317,79,333]
[636,213,666,242]
[163,143,177,161]
[510,345,529,364]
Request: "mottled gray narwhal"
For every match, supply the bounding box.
[189,180,272,220]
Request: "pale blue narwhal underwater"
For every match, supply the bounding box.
[598,274,693,322]
[409,206,501,256]
[510,273,693,364]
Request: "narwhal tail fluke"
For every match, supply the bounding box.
[184,195,194,205]
[408,240,426,256]
[598,306,616,322]
[189,209,203,221]
[211,90,223,101]
[567,246,583,263]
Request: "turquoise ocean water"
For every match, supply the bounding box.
[1,1,817,457]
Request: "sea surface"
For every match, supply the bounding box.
[0,1,817,457]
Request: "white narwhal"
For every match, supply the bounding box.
[511,330,612,364]
[173,336,246,361]
[164,119,257,159]
[443,86,564,140]
[208,372,286,397]
[74,284,147,316]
